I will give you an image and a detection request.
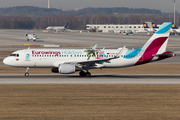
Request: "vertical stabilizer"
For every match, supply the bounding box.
[142,22,172,53]
[135,22,172,65]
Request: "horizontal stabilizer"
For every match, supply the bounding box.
[154,52,175,57]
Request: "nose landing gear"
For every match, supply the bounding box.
[25,67,29,77]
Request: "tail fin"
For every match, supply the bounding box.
[136,22,172,65]
[143,22,149,28]
[152,22,159,29]
[142,22,172,53]
[171,23,178,29]
[64,22,68,28]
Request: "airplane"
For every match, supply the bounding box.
[25,33,37,41]
[171,23,180,34]
[136,22,156,35]
[152,22,159,31]
[3,22,175,77]
[46,22,68,33]
[143,22,154,32]
[151,22,180,34]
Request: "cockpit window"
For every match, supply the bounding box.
[10,54,19,57]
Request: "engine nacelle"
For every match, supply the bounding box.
[59,64,76,74]
[51,64,76,74]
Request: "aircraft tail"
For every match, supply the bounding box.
[64,22,68,28]
[171,23,178,29]
[135,22,172,65]
[152,22,158,29]
[143,22,149,28]
[142,22,172,52]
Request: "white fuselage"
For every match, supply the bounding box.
[46,26,65,31]
[3,48,145,69]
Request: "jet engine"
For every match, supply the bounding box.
[51,64,76,74]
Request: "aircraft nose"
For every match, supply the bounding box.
[3,57,8,65]
[3,57,11,65]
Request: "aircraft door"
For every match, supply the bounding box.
[25,51,31,61]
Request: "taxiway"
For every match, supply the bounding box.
[0,74,179,84]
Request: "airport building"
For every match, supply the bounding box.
[86,24,161,33]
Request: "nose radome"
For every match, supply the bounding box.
[3,57,11,65]
[3,57,8,65]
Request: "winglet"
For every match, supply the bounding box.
[115,46,126,58]
[92,44,97,49]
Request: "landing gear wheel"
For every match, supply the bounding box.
[25,67,29,77]
[79,70,86,77]
[25,73,29,77]
[27,39,29,41]
[85,72,91,77]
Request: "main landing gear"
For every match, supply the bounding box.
[25,67,29,77]
[79,70,91,77]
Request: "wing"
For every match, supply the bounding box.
[53,46,126,67]
[53,56,118,67]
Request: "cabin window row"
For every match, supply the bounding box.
[122,55,136,57]
[31,55,116,57]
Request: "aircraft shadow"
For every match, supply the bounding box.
[0,74,179,79]
[34,40,44,42]
[68,74,180,79]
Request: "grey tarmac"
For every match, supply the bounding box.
[0,74,179,84]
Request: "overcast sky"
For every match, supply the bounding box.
[0,0,179,13]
